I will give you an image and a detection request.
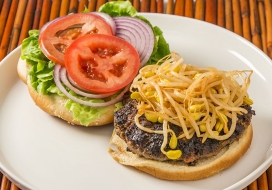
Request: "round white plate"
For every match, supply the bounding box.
[0,13,272,190]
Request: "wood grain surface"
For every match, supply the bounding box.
[0,0,271,189]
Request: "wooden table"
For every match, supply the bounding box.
[0,0,271,189]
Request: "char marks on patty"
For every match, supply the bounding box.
[114,92,255,165]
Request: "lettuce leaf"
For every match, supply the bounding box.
[98,1,137,17]
[98,1,170,65]
[21,30,112,126]
[21,30,57,95]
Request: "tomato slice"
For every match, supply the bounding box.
[64,34,140,93]
[39,13,113,66]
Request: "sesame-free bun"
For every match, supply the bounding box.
[17,58,114,127]
[108,123,253,180]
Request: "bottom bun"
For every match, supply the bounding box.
[17,58,114,127]
[108,124,253,180]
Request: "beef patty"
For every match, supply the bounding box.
[114,92,255,165]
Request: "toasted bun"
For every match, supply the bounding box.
[17,58,114,127]
[108,124,253,180]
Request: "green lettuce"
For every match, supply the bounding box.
[21,30,113,126]
[21,30,57,95]
[98,1,171,65]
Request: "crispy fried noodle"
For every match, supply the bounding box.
[130,52,253,159]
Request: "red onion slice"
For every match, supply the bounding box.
[54,64,128,107]
[115,26,142,59]
[113,17,154,67]
[67,74,89,91]
[91,12,116,35]
[59,67,116,98]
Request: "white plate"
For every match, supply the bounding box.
[0,13,272,190]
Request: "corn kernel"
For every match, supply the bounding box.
[208,131,219,138]
[145,91,154,97]
[154,93,160,102]
[163,65,170,70]
[157,117,164,123]
[243,97,253,105]
[160,78,170,83]
[215,121,223,132]
[199,123,207,132]
[144,71,155,78]
[138,109,145,115]
[165,150,182,160]
[223,124,229,134]
[218,112,228,125]
[211,88,218,94]
[190,113,203,121]
[188,104,204,112]
[173,66,180,73]
[193,73,201,80]
[130,92,141,99]
[169,133,178,149]
[145,112,158,123]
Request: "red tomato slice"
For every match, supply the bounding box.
[39,13,113,66]
[64,34,140,93]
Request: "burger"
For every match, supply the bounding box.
[109,52,255,180]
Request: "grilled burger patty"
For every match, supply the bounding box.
[114,92,255,165]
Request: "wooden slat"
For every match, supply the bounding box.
[225,0,234,31]
[88,0,97,12]
[9,183,19,190]
[59,0,70,16]
[18,0,36,46]
[0,176,11,190]
[50,0,61,20]
[78,0,88,13]
[184,0,193,18]
[257,172,269,190]
[38,0,51,29]
[8,0,28,51]
[69,0,78,13]
[240,0,251,41]
[174,0,185,16]
[194,0,205,20]
[166,0,174,14]
[0,0,12,44]
[268,166,272,190]
[157,0,164,13]
[205,0,217,24]
[249,180,258,190]
[96,0,107,11]
[264,0,272,58]
[217,0,225,27]
[258,0,267,54]
[133,0,140,12]
[150,0,157,12]
[232,0,243,36]
[249,0,262,49]
[141,0,150,12]
[0,0,18,60]
[0,0,4,12]
[32,0,43,29]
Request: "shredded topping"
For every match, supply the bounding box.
[130,52,253,159]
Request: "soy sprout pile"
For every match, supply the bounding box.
[130,52,253,157]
